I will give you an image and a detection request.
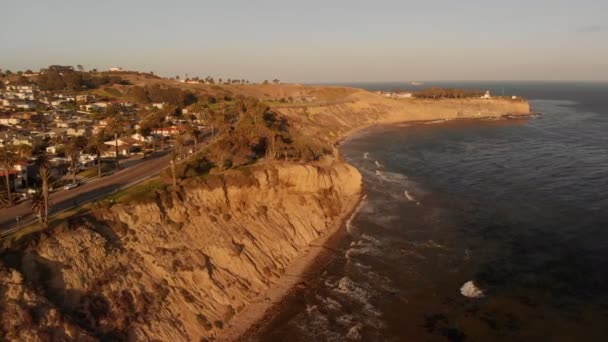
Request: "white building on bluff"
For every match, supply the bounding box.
[482,90,491,99]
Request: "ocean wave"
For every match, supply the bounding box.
[334,276,372,303]
[346,323,364,340]
[346,195,367,234]
[336,314,356,327]
[300,305,343,342]
[403,190,422,205]
[346,234,382,260]
[346,245,380,260]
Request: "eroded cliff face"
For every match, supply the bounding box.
[0,161,361,341]
[275,91,531,144]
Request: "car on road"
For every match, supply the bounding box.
[64,182,81,190]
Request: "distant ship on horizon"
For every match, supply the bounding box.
[410,81,424,86]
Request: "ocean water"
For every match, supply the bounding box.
[255,82,608,341]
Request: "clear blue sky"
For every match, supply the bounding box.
[1,0,607,82]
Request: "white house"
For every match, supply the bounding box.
[131,133,152,143]
[78,153,97,167]
[6,84,37,92]
[76,94,96,103]
[0,117,22,126]
[67,127,90,137]
[109,67,123,72]
[51,99,70,106]
[394,92,413,99]
[12,136,32,146]
[153,126,182,136]
[83,102,110,111]
[103,139,135,157]
[46,145,62,154]
[482,90,491,99]
[14,102,37,109]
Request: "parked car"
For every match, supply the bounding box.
[64,182,80,190]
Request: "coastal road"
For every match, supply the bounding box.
[0,151,173,233]
[0,130,213,234]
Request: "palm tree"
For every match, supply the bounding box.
[35,153,51,226]
[65,136,87,184]
[87,131,109,178]
[0,147,17,206]
[138,114,155,157]
[14,144,33,160]
[174,133,186,159]
[30,189,45,225]
[170,152,177,189]
[185,122,201,152]
[106,116,124,171]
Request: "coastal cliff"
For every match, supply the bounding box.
[0,85,530,341]
[0,160,361,341]
[273,89,531,144]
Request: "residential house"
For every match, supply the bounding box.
[0,117,22,126]
[152,126,182,136]
[15,102,37,110]
[48,128,68,140]
[76,94,96,103]
[131,133,152,143]
[67,127,91,137]
[6,84,38,92]
[11,135,32,146]
[46,144,65,155]
[51,99,71,106]
[103,138,135,157]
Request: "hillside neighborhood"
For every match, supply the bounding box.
[0,67,207,211]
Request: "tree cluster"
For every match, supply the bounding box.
[413,88,484,99]
[205,98,330,171]
[36,66,129,91]
[125,85,198,107]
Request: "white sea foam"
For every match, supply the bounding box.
[346,323,364,340]
[334,277,371,303]
[346,246,378,260]
[299,305,342,342]
[345,234,382,260]
[363,152,369,160]
[346,195,367,234]
[353,262,372,270]
[316,295,343,311]
[336,314,356,327]
[374,170,409,185]
[360,234,381,245]
[375,160,383,169]
[460,280,485,298]
[403,190,422,205]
